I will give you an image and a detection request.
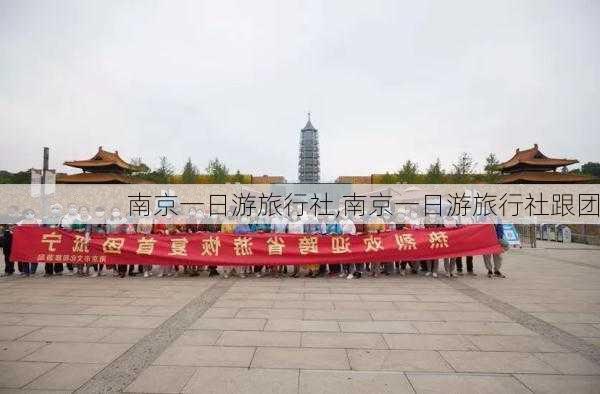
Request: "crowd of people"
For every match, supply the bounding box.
[1,204,507,280]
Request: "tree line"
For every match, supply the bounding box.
[129,157,248,184]
[1,154,599,184]
[378,152,499,184]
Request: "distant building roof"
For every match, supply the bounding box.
[56,173,152,184]
[64,146,137,172]
[335,176,372,184]
[498,171,591,184]
[497,144,578,172]
[251,175,286,184]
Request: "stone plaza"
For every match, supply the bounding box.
[1,243,599,393]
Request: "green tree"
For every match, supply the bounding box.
[425,158,445,184]
[396,160,419,184]
[181,157,198,183]
[0,170,31,184]
[452,152,476,183]
[381,172,396,184]
[232,170,245,183]
[484,153,499,175]
[154,156,175,183]
[206,158,229,183]
[580,162,600,177]
[484,153,500,182]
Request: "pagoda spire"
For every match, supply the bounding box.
[303,111,316,131]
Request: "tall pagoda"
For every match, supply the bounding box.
[298,113,320,183]
[497,144,590,184]
[57,146,151,184]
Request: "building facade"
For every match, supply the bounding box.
[298,114,320,183]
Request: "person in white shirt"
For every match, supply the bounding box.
[339,215,356,279]
[287,213,305,278]
[443,216,458,277]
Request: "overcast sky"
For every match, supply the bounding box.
[1,0,599,181]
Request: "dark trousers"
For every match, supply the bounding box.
[328,264,341,274]
[117,264,128,276]
[4,254,14,274]
[18,262,37,274]
[253,265,263,273]
[66,263,74,271]
[456,256,473,272]
[45,263,63,275]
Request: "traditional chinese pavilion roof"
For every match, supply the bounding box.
[56,173,152,184]
[498,171,591,184]
[64,146,137,172]
[497,144,578,173]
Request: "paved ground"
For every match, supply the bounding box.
[1,245,600,393]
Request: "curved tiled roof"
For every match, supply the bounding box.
[64,147,136,171]
[498,171,591,183]
[498,144,578,170]
[56,173,152,184]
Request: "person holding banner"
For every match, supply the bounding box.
[234,216,253,278]
[352,216,366,279]
[287,213,305,278]
[136,214,155,278]
[325,214,342,277]
[11,221,504,281]
[59,203,84,275]
[205,213,222,277]
[339,214,356,279]
[16,209,41,275]
[382,213,396,276]
[42,203,64,276]
[184,208,201,277]
[105,207,130,278]
[303,213,320,278]
[86,207,107,277]
[424,214,440,278]
[317,215,329,277]
[366,212,385,277]
[270,214,289,277]
[443,216,458,278]
[222,215,238,279]
[253,214,271,277]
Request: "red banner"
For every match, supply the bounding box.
[10,225,502,266]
